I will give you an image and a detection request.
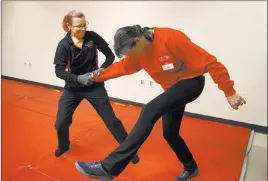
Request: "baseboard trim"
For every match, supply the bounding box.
[2,75,267,134]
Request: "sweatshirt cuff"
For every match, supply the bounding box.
[224,87,236,97]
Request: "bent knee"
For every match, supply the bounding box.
[54,118,72,130]
[163,130,180,141]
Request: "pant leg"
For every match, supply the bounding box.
[54,90,83,149]
[162,106,197,171]
[102,75,205,176]
[83,85,128,144]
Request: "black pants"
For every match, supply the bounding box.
[102,75,205,176]
[54,85,129,149]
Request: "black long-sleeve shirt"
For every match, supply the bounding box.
[54,31,115,91]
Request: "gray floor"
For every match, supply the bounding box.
[244,133,267,181]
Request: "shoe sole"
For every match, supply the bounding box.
[185,170,199,181]
[176,169,199,181]
[75,162,114,181]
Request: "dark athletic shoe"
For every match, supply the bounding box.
[75,161,114,181]
[131,154,140,164]
[55,147,69,157]
[176,167,199,181]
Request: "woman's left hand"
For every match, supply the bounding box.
[89,68,104,81]
[92,68,104,76]
[227,92,246,110]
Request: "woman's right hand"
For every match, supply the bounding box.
[77,73,93,86]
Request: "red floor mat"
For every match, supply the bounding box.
[1,79,250,181]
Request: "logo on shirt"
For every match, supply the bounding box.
[85,41,93,48]
[159,56,170,62]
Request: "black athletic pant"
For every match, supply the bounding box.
[54,85,128,149]
[102,75,205,176]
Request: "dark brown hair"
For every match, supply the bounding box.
[113,25,154,57]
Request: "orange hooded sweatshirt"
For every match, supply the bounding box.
[94,27,236,97]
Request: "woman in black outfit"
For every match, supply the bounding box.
[53,10,139,164]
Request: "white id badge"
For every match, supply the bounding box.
[162,63,174,71]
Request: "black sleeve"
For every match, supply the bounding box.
[89,31,115,68]
[54,42,78,83]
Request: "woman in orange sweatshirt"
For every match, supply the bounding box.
[75,25,246,181]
